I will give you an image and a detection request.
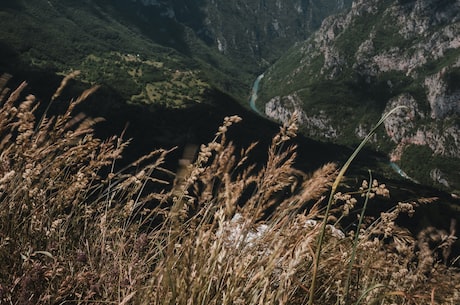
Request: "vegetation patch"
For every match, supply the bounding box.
[400,144,460,191]
[77,52,211,108]
[417,48,460,76]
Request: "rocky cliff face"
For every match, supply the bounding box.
[260,0,460,192]
[265,94,339,139]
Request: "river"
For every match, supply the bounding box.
[249,73,265,116]
[389,162,419,183]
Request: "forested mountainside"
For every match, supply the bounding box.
[0,0,231,106]
[258,0,460,193]
[0,0,356,172]
[126,0,352,71]
[0,0,350,105]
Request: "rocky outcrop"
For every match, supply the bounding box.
[430,168,450,188]
[425,68,460,119]
[323,0,460,78]
[385,92,460,161]
[261,0,460,190]
[383,94,422,144]
[265,94,338,139]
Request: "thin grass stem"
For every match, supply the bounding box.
[344,170,373,304]
[308,106,407,305]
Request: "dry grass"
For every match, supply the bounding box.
[0,73,459,304]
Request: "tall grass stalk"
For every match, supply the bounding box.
[344,170,372,304]
[308,106,407,305]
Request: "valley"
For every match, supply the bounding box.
[1,0,458,194]
[1,1,460,304]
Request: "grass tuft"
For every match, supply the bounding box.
[0,74,459,304]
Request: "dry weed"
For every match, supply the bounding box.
[0,73,459,305]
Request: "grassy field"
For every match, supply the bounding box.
[0,73,459,304]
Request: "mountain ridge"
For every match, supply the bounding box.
[258,0,460,193]
[0,0,353,106]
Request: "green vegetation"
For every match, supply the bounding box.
[334,0,398,60]
[334,15,376,61]
[196,0,352,73]
[372,14,411,51]
[0,0,354,109]
[400,144,460,192]
[399,145,435,185]
[1,74,459,305]
[78,52,211,107]
[417,48,460,76]
[445,67,460,93]
[0,0,250,107]
[257,47,311,101]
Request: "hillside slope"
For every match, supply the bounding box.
[124,0,352,73]
[259,0,460,192]
[0,0,358,170]
[0,0,352,106]
[0,0,237,106]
